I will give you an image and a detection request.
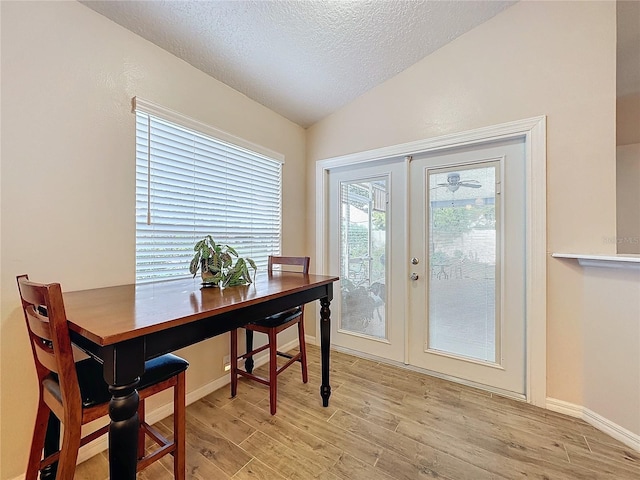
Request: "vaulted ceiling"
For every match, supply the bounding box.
[81,0,638,128]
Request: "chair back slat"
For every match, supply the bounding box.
[34,341,59,373]
[268,256,310,274]
[24,296,60,373]
[17,275,81,407]
[25,304,54,342]
[19,281,48,308]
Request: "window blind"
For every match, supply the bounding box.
[135,108,282,282]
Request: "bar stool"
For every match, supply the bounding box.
[17,275,188,480]
[230,256,310,414]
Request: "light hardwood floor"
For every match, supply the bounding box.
[75,344,639,479]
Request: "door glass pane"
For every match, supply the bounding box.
[339,179,387,339]
[427,164,498,362]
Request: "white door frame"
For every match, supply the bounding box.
[315,116,547,407]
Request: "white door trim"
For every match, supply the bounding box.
[315,115,547,407]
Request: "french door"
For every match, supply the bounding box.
[327,159,406,362]
[408,138,526,396]
[325,137,527,397]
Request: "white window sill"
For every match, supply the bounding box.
[552,253,640,271]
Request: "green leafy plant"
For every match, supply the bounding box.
[189,235,257,287]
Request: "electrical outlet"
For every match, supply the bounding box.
[223,354,231,372]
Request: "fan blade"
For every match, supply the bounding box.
[460,183,482,188]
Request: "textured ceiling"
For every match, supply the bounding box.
[80,1,638,127]
[80,0,516,127]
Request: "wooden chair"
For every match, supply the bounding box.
[230,256,310,415]
[17,275,188,480]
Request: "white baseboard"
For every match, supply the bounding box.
[545,397,584,417]
[11,338,301,480]
[546,397,640,452]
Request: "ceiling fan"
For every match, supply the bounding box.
[437,172,482,192]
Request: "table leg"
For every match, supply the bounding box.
[103,340,145,480]
[108,381,140,480]
[40,412,60,479]
[320,297,332,407]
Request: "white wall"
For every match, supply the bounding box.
[0,2,306,479]
[308,0,625,430]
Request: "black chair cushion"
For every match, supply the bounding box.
[43,353,189,408]
[251,307,302,328]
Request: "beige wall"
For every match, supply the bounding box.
[582,266,640,438]
[308,0,620,421]
[617,144,640,254]
[616,93,640,254]
[617,92,640,146]
[0,2,306,479]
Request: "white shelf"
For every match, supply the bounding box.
[552,253,640,270]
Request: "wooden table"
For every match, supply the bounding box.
[60,273,338,480]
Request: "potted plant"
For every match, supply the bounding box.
[189,235,257,287]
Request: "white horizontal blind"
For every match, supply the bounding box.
[135,111,281,282]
